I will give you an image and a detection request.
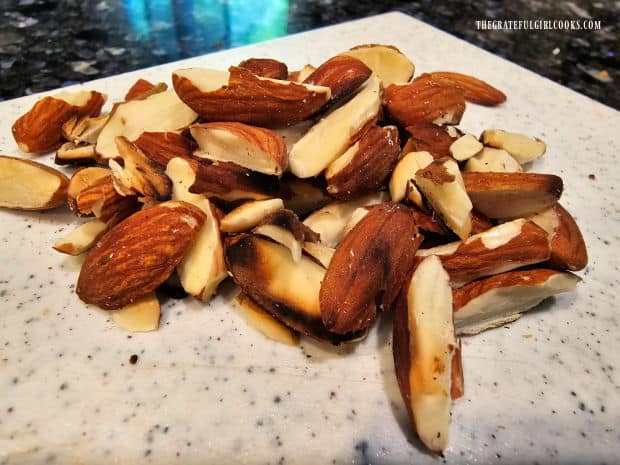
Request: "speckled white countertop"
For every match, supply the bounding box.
[1,12,619,465]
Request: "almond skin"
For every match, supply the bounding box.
[124,79,168,101]
[383,75,466,127]
[404,123,459,159]
[428,72,506,106]
[133,131,196,168]
[326,125,400,199]
[76,201,205,310]
[238,58,288,80]
[12,92,105,153]
[303,55,372,102]
[173,66,330,127]
[320,202,423,334]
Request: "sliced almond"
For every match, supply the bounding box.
[343,44,414,87]
[288,64,317,83]
[166,157,228,301]
[449,134,483,161]
[133,131,195,168]
[320,203,423,334]
[289,75,382,178]
[53,218,110,255]
[462,172,563,219]
[528,203,588,271]
[220,198,284,233]
[253,209,312,262]
[12,90,106,154]
[190,122,287,176]
[225,234,359,344]
[238,58,288,80]
[67,166,111,213]
[325,125,400,199]
[341,207,370,237]
[172,66,330,127]
[389,150,434,205]
[481,129,546,164]
[272,121,314,154]
[415,158,473,240]
[62,114,109,145]
[110,136,172,201]
[111,292,160,332]
[453,269,580,335]
[96,89,197,160]
[416,218,551,287]
[75,174,139,221]
[302,241,335,268]
[124,79,167,101]
[464,147,523,173]
[404,123,460,159]
[0,156,69,210]
[281,177,330,215]
[55,142,99,165]
[235,293,299,346]
[302,191,389,248]
[392,254,456,453]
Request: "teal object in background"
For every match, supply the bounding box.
[122,0,289,59]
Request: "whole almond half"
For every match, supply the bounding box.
[453,269,580,335]
[76,201,206,309]
[325,125,400,199]
[464,147,523,173]
[0,156,69,210]
[462,172,563,219]
[191,122,287,176]
[481,129,546,164]
[320,202,423,334]
[238,58,288,80]
[303,55,372,102]
[172,66,330,127]
[384,75,466,127]
[12,90,106,154]
[428,71,506,106]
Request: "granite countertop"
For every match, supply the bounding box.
[0,0,617,109]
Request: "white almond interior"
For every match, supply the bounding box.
[220,198,284,233]
[343,45,414,87]
[0,158,63,210]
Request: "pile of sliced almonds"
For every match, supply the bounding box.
[1,44,587,453]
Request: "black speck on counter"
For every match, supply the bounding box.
[59,382,68,391]
[274,395,281,404]
[129,354,139,365]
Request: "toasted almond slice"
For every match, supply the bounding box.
[384,75,466,127]
[110,136,172,201]
[133,131,195,168]
[449,134,483,161]
[342,207,370,237]
[67,167,111,213]
[220,198,284,233]
[404,123,460,159]
[415,158,472,240]
[76,175,139,221]
[0,156,69,210]
[289,75,382,178]
[53,218,109,255]
[62,114,109,145]
[325,125,400,200]
[55,142,98,166]
[481,129,546,164]
[288,64,317,83]
[528,203,588,271]
[172,66,330,127]
[96,89,197,160]
[124,79,167,101]
[302,241,335,268]
[320,203,423,334]
[462,172,563,219]
[12,90,106,153]
[343,44,414,87]
[225,234,359,344]
[281,177,330,215]
[235,293,299,346]
[392,254,456,453]
[253,209,311,262]
[238,58,288,80]
[302,191,389,248]
[166,157,228,301]
[272,121,314,154]
[303,55,371,102]
[464,147,523,173]
[428,72,506,106]
[191,122,287,176]
[111,292,160,332]
[453,269,580,335]
[416,218,550,287]
[389,151,434,205]
[189,161,280,202]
